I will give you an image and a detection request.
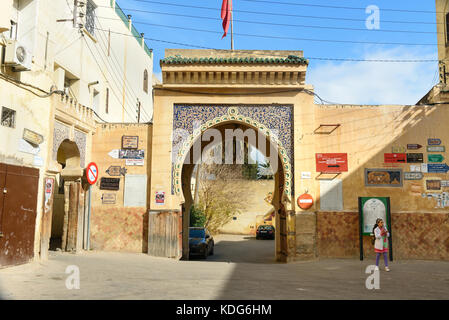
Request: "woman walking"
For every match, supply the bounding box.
[373,218,390,271]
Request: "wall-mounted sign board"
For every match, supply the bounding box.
[428,163,449,173]
[426,180,442,191]
[106,166,126,176]
[428,154,444,163]
[392,146,406,153]
[316,153,348,173]
[428,138,442,146]
[365,168,402,187]
[102,193,116,204]
[23,128,44,145]
[100,177,120,190]
[122,136,139,149]
[427,146,445,152]
[384,153,406,163]
[119,149,145,160]
[404,172,424,180]
[125,159,144,166]
[301,171,312,179]
[406,153,423,163]
[441,181,449,187]
[407,144,422,150]
[441,180,449,188]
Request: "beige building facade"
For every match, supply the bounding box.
[0,0,153,267]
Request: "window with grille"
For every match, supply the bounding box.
[446,13,449,45]
[1,107,16,128]
[105,88,109,114]
[85,0,96,36]
[143,69,148,93]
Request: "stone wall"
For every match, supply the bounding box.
[90,123,152,252]
[316,211,449,261]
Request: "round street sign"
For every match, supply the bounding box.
[86,162,99,185]
[297,193,314,210]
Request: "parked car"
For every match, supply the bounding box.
[256,225,275,240]
[189,227,214,259]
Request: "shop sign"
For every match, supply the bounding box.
[407,144,422,150]
[384,153,406,163]
[404,172,423,180]
[23,128,44,145]
[315,153,348,173]
[428,154,444,163]
[119,149,145,160]
[122,136,139,149]
[427,146,445,152]
[100,177,120,190]
[428,138,442,146]
[406,153,423,163]
[102,193,116,204]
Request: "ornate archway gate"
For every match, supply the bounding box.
[149,49,317,262]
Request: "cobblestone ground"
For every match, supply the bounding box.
[0,235,448,300]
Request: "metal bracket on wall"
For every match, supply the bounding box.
[314,124,341,135]
[315,172,341,180]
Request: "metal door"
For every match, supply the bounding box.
[0,164,39,267]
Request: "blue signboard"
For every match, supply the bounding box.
[427,163,449,173]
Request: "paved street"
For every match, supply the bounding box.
[0,235,448,300]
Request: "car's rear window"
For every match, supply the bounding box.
[258,225,273,230]
[189,229,205,238]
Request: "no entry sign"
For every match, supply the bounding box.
[86,162,99,185]
[297,193,314,210]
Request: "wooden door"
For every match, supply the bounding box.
[0,164,39,267]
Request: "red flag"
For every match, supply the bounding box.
[221,0,233,39]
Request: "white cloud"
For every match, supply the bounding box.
[306,46,438,105]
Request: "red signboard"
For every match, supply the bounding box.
[384,153,406,163]
[316,153,348,173]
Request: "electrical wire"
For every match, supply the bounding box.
[94,27,439,63]
[94,21,437,46]
[82,34,137,122]
[241,0,439,14]
[96,12,440,35]
[103,1,441,25]
[94,16,152,121]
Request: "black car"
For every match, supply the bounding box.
[189,227,214,259]
[256,225,275,240]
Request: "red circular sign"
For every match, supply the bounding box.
[86,162,99,185]
[297,193,313,210]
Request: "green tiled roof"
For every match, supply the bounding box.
[161,55,308,65]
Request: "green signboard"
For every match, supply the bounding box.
[358,197,393,261]
[359,197,390,235]
[428,154,444,163]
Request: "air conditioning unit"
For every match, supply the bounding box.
[3,40,32,71]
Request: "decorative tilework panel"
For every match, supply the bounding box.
[52,121,70,161]
[74,129,87,167]
[172,104,294,194]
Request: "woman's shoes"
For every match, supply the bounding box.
[385,267,390,272]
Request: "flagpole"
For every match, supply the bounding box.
[231,10,234,50]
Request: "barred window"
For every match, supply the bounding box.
[143,69,148,93]
[1,107,16,128]
[85,0,96,36]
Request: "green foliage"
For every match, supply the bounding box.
[190,205,206,227]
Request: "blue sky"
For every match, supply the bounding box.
[112,0,439,105]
